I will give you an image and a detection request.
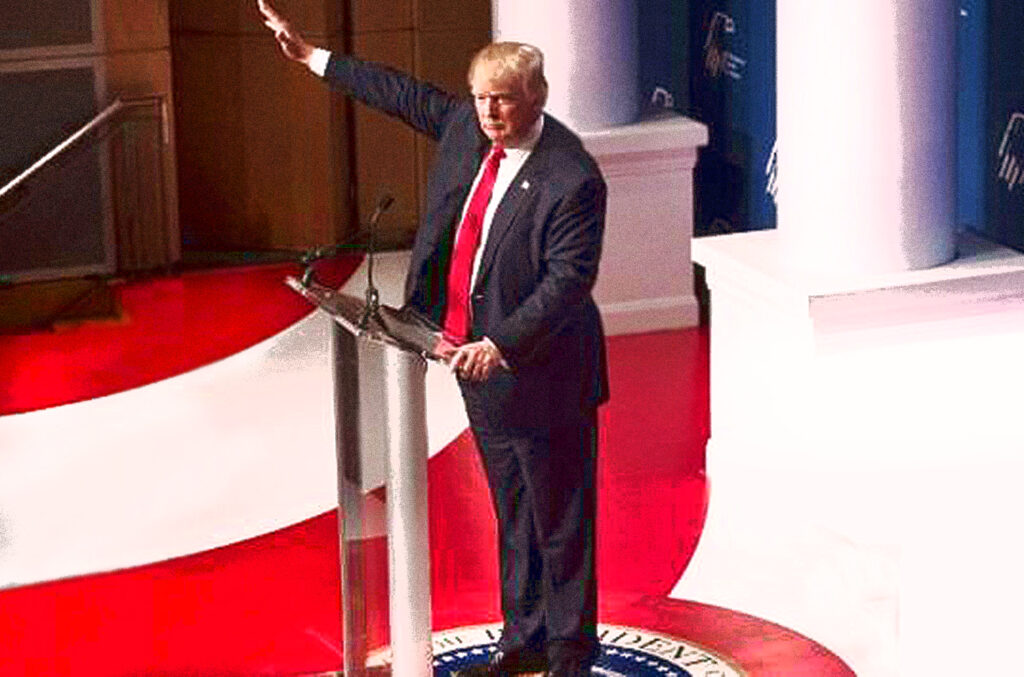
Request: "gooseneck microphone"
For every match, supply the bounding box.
[358,194,395,329]
[299,193,395,297]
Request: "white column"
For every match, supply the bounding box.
[777,0,958,274]
[584,117,708,333]
[685,4,1021,675]
[493,0,707,333]
[686,231,1024,676]
[492,0,638,131]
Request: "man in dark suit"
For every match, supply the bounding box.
[258,3,609,674]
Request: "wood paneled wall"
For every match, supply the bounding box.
[170,0,349,252]
[171,0,490,252]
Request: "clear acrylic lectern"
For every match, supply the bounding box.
[287,275,452,677]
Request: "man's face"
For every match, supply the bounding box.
[470,60,541,147]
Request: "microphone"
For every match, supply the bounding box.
[358,193,395,329]
[300,240,356,287]
[298,193,395,290]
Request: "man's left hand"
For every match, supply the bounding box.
[446,338,505,382]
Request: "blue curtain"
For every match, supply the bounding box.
[639,0,775,235]
[638,0,1023,252]
[978,0,1024,250]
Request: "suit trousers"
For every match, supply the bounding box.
[460,378,599,663]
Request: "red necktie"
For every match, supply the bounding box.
[442,144,505,342]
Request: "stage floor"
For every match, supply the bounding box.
[0,256,852,675]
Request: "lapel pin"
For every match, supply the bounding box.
[521,179,530,190]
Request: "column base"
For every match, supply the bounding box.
[582,114,708,335]
[678,229,1024,676]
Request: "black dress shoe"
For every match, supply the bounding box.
[452,648,549,676]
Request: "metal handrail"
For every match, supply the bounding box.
[0,95,166,202]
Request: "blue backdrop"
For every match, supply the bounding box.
[639,1,1023,251]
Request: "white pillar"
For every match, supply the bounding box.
[777,0,958,274]
[492,0,638,131]
[492,0,707,333]
[687,231,1024,676]
[686,4,1019,675]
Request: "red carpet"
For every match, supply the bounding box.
[0,258,360,415]
[0,264,852,675]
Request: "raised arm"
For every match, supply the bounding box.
[256,0,315,66]
[256,0,462,140]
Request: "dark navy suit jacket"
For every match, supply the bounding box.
[324,55,609,429]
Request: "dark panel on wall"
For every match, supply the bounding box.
[172,33,347,251]
[0,0,93,50]
[981,0,1024,250]
[101,0,171,53]
[638,0,775,236]
[687,0,775,235]
[0,67,97,184]
[0,67,106,275]
[415,0,490,34]
[351,0,413,33]
[172,0,344,35]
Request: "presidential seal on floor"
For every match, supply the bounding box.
[363,623,745,676]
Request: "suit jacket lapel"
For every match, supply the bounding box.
[473,169,534,292]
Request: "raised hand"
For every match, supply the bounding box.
[256,0,315,65]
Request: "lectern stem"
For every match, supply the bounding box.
[382,348,431,676]
[331,321,432,676]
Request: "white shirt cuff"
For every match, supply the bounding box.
[308,48,331,77]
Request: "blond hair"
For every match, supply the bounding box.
[468,42,548,108]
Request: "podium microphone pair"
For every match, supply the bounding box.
[299,193,395,328]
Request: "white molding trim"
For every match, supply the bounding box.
[582,113,708,335]
[595,148,700,179]
[599,295,700,336]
